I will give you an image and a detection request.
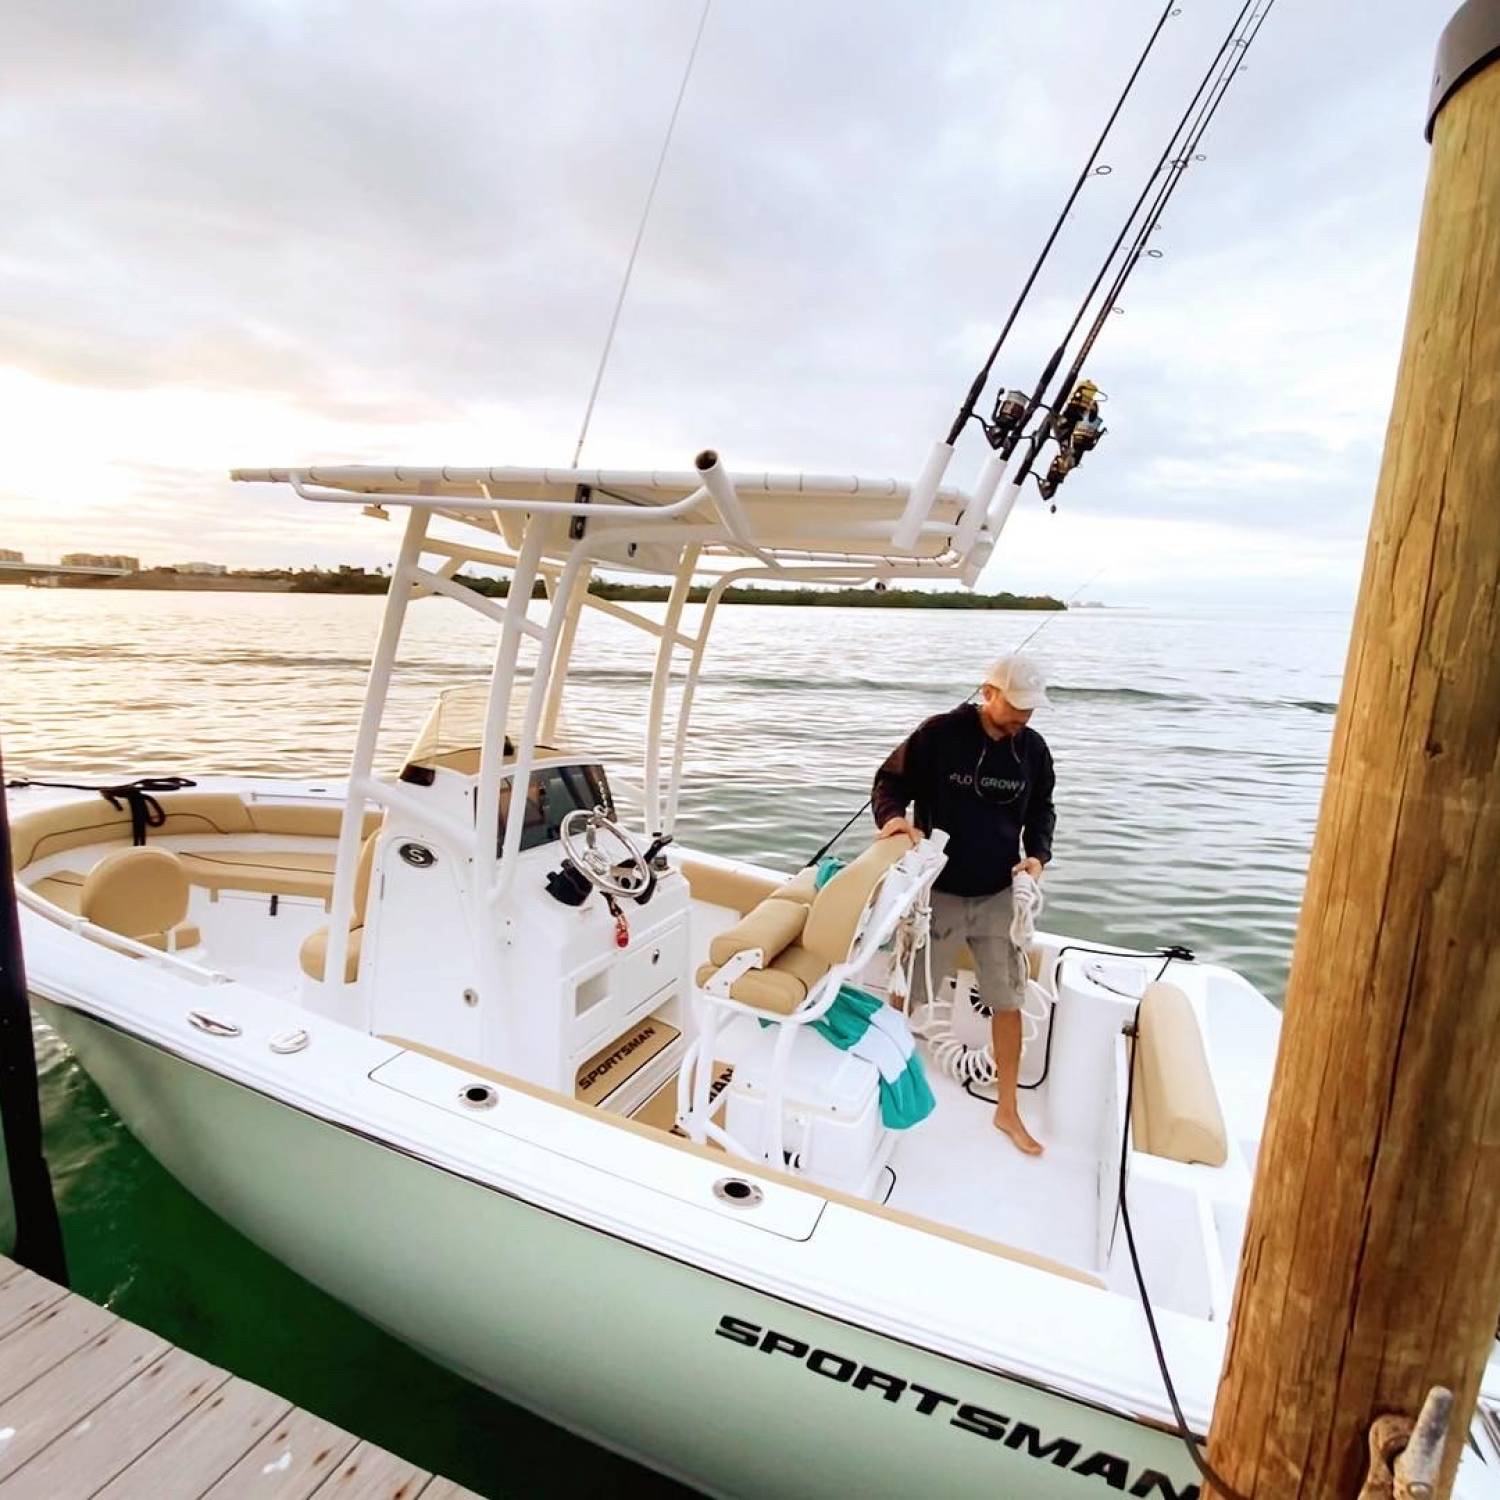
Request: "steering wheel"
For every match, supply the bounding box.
[558,809,652,899]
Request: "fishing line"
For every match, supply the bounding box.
[1012,0,1277,493]
[571,0,712,469]
[993,0,1256,461]
[1020,0,1279,486]
[942,0,1181,448]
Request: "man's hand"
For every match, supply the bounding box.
[1012,856,1044,880]
[879,817,921,843]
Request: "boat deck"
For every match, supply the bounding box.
[0,1255,483,1499]
[887,1066,1101,1276]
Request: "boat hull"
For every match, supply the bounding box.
[37,999,1204,1500]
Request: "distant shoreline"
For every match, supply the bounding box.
[31,569,1066,611]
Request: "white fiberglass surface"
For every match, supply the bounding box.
[885,1066,1099,1269]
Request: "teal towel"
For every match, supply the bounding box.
[763,982,935,1131]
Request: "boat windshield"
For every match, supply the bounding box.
[498,763,614,854]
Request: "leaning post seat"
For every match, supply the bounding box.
[682,835,929,1172]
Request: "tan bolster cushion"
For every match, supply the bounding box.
[10,792,256,871]
[300,925,364,983]
[676,856,782,915]
[177,849,337,901]
[707,897,808,968]
[695,942,830,1016]
[29,871,86,914]
[801,836,914,966]
[1131,981,1228,1167]
[773,867,819,905]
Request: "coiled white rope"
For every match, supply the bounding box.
[914,871,1052,1087]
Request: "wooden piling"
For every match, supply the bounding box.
[1206,5,1500,1496]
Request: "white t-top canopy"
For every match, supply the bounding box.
[231,456,975,574]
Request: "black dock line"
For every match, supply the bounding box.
[0,742,68,1285]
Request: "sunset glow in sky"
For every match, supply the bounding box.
[2,0,1440,604]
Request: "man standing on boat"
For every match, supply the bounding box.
[873,653,1054,1156]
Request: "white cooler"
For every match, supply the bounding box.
[719,1016,892,1197]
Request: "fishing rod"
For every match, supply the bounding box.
[894,1,1181,552]
[940,0,1181,452]
[803,568,1105,868]
[1018,0,1278,505]
[981,0,1257,470]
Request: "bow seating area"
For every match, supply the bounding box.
[13,794,383,919]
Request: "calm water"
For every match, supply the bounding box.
[0,588,1349,1494]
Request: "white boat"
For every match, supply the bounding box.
[11,459,1499,1498]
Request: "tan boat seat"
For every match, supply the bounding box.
[676,856,821,916]
[694,837,914,1015]
[1130,980,1229,1167]
[177,849,338,902]
[299,833,379,981]
[29,870,86,914]
[79,847,200,951]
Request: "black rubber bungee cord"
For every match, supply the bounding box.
[996,0,1257,463]
[1014,0,1280,489]
[941,0,1181,448]
[4,775,198,846]
[1118,975,1253,1500]
[959,942,1196,1100]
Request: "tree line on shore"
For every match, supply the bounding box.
[91,565,1063,610]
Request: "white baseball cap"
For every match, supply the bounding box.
[984,652,1051,711]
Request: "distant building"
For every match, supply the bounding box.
[61,553,139,572]
[0,548,23,564]
[172,561,228,575]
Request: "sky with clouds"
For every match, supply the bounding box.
[0,0,1449,604]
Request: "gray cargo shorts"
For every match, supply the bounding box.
[912,887,1028,1014]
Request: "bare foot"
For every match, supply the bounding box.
[993,1106,1044,1156]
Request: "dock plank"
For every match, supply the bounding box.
[0,1318,165,1484]
[310,1439,430,1498]
[202,1404,360,1499]
[0,1270,68,1343]
[0,1257,481,1500]
[95,1376,294,1499]
[416,1481,489,1500]
[0,1297,115,1405]
[0,1344,227,1497]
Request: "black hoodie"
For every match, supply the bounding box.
[871,703,1055,897]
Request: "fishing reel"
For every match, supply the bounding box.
[1038,379,1107,509]
[983,388,1031,452]
[1037,452,1074,506]
[1050,379,1102,447]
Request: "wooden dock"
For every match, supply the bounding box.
[0,1255,484,1499]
